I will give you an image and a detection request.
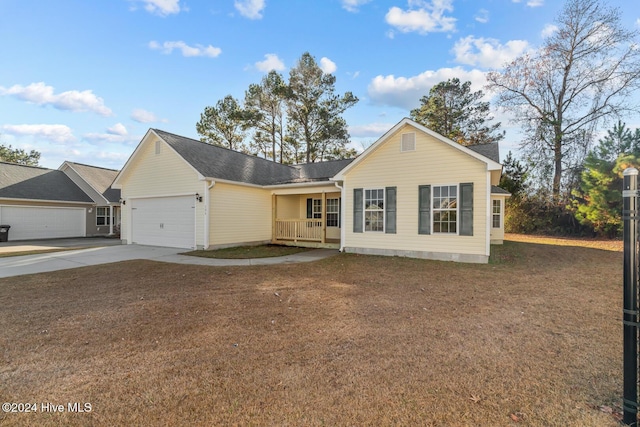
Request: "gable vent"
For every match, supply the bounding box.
[401,133,416,152]
[155,140,161,155]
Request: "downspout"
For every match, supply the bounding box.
[334,180,345,252]
[486,172,491,258]
[204,180,216,249]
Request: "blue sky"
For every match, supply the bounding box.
[1,0,639,169]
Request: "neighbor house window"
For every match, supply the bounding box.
[364,189,384,232]
[326,198,340,227]
[96,207,110,226]
[433,185,457,233]
[492,200,501,228]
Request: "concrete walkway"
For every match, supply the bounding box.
[0,243,338,278]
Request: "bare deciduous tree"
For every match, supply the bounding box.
[487,0,640,197]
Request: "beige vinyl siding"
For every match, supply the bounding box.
[209,182,272,246]
[275,196,299,219]
[118,135,205,246]
[343,123,489,259]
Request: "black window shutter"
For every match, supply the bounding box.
[306,198,312,219]
[459,183,473,236]
[353,189,363,233]
[385,187,397,234]
[418,185,431,235]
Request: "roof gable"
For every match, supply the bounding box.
[115,129,355,187]
[0,162,93,203]
[60,161,121,203]
[333,118,502,180]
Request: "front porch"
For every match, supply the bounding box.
[271,190,341,249]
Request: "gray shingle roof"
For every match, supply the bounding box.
[65,162,121,203]
[295,159,355,181]
[154,129,354,185]
[0,162,93,203]
[491,185,511,195]
[153,128,501,187]
[467,143,500,163]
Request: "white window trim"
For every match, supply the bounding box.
[492,199,502,229]
[326,198,340,228]
[432,183,459,235]
[363,188,385,233]
[312,198,322,219]
[96,206,111,226]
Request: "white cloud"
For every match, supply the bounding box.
[133,0,183,16]
[475,9,489,24]
[513,0,544,7]
[234,0,265,19]
[341,0,371,12]
[349,122,396,138]
[107,123,128,136]
[148,41,222,57]
[385,0,456,35]
[541,24,558,38]
[1,124,76,144]
[255,54,285,72]
[452,36,529,69]
[0,82,112,116]
[131,108,163,123]
[636,18,640,28]
[320,57,337,74]
[83,126,141,145]
[367,67,488,110]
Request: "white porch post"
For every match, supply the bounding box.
[109,205,113,235]
[322,191,326,244]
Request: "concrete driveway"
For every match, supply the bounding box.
[0,240,338,278]
[0,237,122,255]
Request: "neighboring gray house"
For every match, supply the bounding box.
[59,161,121,236]
[0,161,121,241]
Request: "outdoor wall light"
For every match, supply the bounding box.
[119,198,126,205]
[195,193,203,202]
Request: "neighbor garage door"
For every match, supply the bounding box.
[0,205,86,240]
[131,196,195,249]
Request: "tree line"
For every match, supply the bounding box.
[3,0,639,237]
[196,52,358,164]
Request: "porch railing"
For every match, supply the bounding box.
[275,219,323,242]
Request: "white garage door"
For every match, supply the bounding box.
[131,196,195,249]
[0,205,86,240]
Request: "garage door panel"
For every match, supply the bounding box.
[0,206,85,240]
[131,196,195,249]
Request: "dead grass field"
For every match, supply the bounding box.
[0,236,625,426]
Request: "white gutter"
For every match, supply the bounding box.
[334,180,345,252]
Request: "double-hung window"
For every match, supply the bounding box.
[326,198,340,227]
[364,189,384,232]
[312,199,322,219]
[432,185,457,233]
[492,200,501,228]
[96,207,110,226]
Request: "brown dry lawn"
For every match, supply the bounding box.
[0,235,625,426]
